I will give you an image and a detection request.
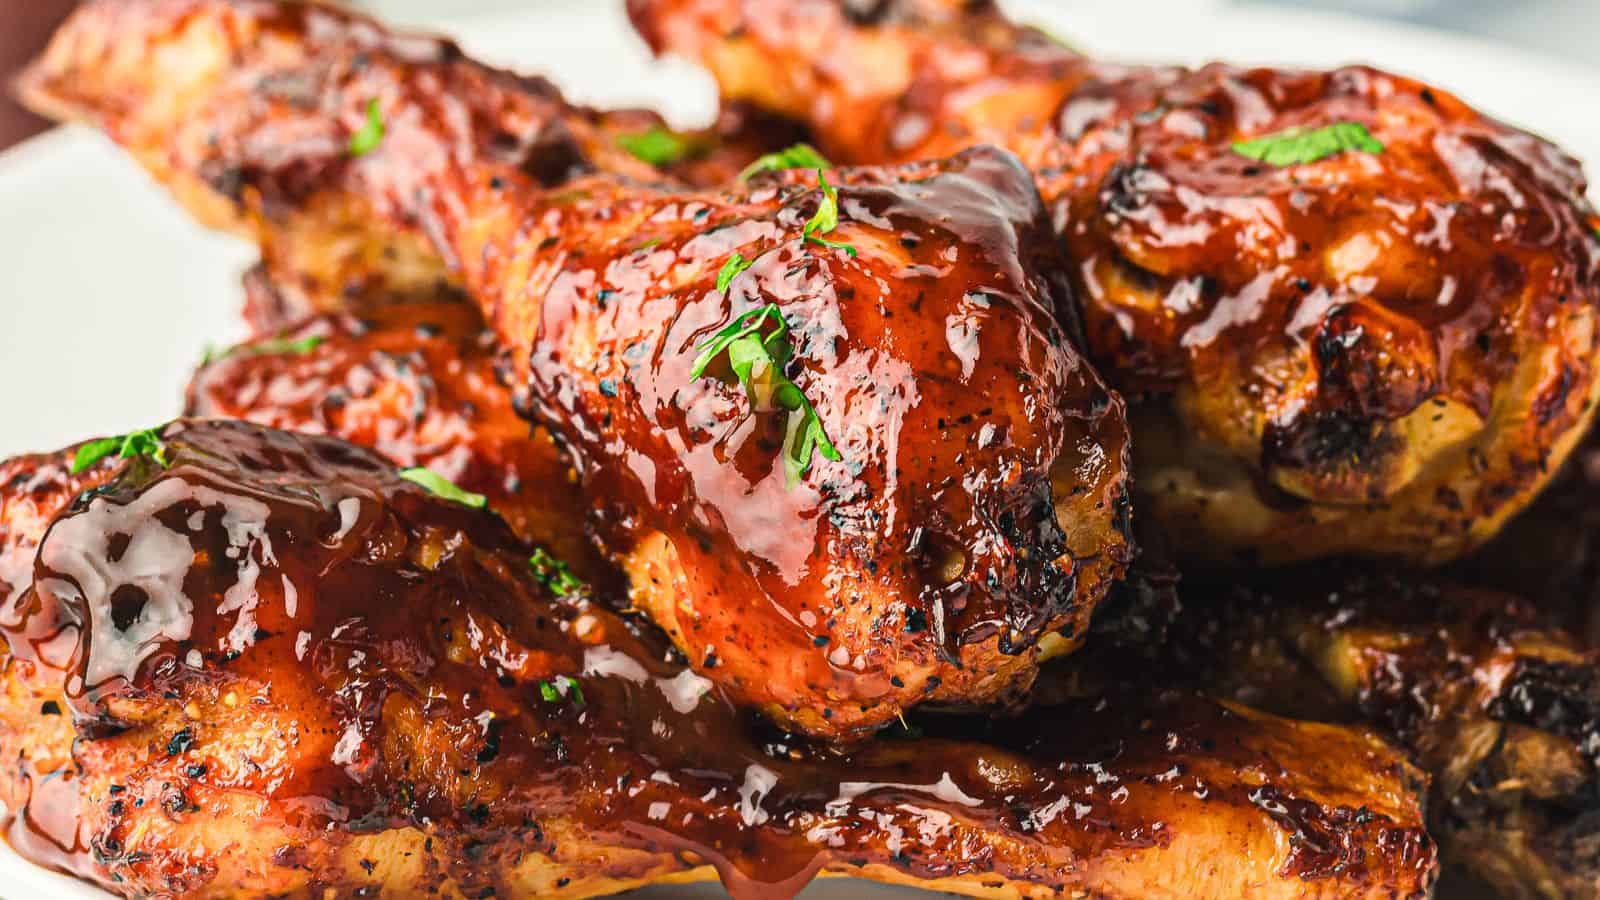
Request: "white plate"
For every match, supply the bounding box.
[0,2,1592,896]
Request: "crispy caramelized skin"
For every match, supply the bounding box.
[228,104,807,333]
[20,0,1135,738]
[184,298,606,582]
[0,422,1434,898]
[1070,562,1600,899]
[631,0,1600,565]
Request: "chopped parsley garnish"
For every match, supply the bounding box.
[206,334,325,365]
[71,427,170,475]
[529,547,586,597]
[398,467,487,508]
[540,675,585,706]
[246,335,325,356]
[690,304,842,485]
[716,252,754,294]
[802,172,856,257]
[738,143,832,181]
[349,99,385,158]
[1232,121,1383,167]
[617,126,699,166]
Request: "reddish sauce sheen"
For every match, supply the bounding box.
[17,0,1134,735]
[630,0,1600,562]
[184,301,607,583]
[0,422,1433,897]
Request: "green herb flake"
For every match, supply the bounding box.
[738,142,832,181]
[617,126,698,166]
[349,98,386,158]
[529,547,586,597]
[207,334,325,365]
[689,304,842,485]
[716,252,754,294]
[398,467,487,508]
[539,675,584,706]
[1232,121,1384,167]
[802,172,857,258]
[71,427,171,475]
[248,335,325,357]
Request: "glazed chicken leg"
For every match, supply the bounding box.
[0,421,1435,898]
[631,0,1600,566]
[20,0,1135,738]
[1068,558,1600,899]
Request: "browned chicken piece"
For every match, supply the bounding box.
[20,0,1135,739]
[0,420,1436,898]
[1069,561,1600,899]
[631,0,1600,566]
[230,105,808,333]
[184,297,610,586]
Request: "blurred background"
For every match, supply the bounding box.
[3,0,1597,152]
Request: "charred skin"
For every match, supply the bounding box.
[630,0,1600,566]
[1072,562,1600,899]
[21,0,1136,738]
[0,422,1432,898]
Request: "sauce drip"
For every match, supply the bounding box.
[0,421,1433,896]
[22,0,1135,734]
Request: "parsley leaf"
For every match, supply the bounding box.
[245,335,325,356]
[617,126,699,166]
[540,675,584,706]
[349,99,385,158]
[529,547,586,597]
[690,304,842,485]
[803,172,857,257]
[398,467,487,508]
[1232,121,1384,167]
[207,334,325,365]
[738,143,832,181]
[71,427,171,475]
[716,252,754,294]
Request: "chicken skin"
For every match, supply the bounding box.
[184,297,608,585]
[21,0,1136,738]
[631,0,1600,566]
[0,421,1435,898]
[1068,560,1600,899]
[227,104,809,333]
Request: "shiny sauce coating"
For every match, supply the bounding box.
[24,0,1137,736]
[185,300,606,581]
[0,421,1432,897]
[629,0,1600,561]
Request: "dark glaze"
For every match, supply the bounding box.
[1460,425,1600,642]
[0,422,1433,897]
[185,299,606,582]
[24,0,1133,736]
[1072,557,1600,898]
[482,151,1126,734]
[630,0,1600,560]
[1047,65,1599,473]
